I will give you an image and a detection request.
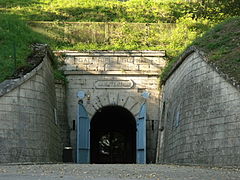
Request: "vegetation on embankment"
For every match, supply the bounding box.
[194,17,240,85]
[29,17,210,56]
[0,14,47,82]
[0,14,212,82]
[1,0,239,23]
[0,14,65,82]
[161,17,240,85]
[0,0,239,83]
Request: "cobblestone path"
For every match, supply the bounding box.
[0,164,240,180]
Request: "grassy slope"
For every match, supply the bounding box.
[193,17,240,84]
[0,0,187,23]
[161,17,240,85]
[0,14,53,82]
[0,0,212,83]
[2,0,237,84]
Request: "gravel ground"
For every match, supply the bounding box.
[0,164,240,180]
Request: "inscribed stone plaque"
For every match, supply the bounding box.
[95,80,134,89]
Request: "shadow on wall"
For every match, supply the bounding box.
[0,47,62,163]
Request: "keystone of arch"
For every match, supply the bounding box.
[84,92,146,120]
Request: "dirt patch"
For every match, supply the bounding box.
[11,43,48,79]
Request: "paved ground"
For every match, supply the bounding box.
[0,164,240,180]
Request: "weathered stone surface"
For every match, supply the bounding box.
[60,51,165,75]
[55,81,70,149]
[0,55,61,163]
[159,50,240,166]
[61,51,164,163]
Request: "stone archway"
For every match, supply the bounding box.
[60,50,165,163]
[90,105,136,164]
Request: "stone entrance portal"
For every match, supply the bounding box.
[58,50,166,163]
[90,106,136,164]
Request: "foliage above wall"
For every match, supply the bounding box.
[193,17,240,86]
[1,0,238,23]
[161,17,240,86]
[0,14,48,82]
[0,14,64,83]
[0,0,239,83]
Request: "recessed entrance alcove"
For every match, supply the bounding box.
[90,106,136,164]
[58,50,166,163]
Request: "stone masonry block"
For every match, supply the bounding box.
[85,103,96,117]
[149,64,162,71]
[134,57,150,65]
[130,102,142,116]
[126,64,139,71]
[152,57,166,66]
[74,57,93,64]
[108,92,118,105]
[92,57,109,65]
[117,93,129,107]
[104,64,126,71]
[86,64,99,71]
[117,57,134,64]
[64,64,78,71]
[124,96,137,110]
[64,57,75,65]
[139,64,150,71]
[97,94,109,107]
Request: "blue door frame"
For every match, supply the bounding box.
[76,101,90,163]
[136,103,147,164]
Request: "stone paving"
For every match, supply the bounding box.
[0,164,240,180]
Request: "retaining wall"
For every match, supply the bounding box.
[159,47,240,166]
[0,52,61,163]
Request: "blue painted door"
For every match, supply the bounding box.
[77,102,90,163]
[136,103,146,164]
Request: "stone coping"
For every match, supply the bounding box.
[0,58,45,98]
[0,44,55,97]
[161,46,240,90]
[63,70,160,76]
[55,50,165,57]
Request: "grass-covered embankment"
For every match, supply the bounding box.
[161,17,240,85]
[0,0,196,23]
[193,17,240,84]
[1,0,239,83]
[0,14,50,82]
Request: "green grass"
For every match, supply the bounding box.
[161,17,240,84]
[0,13,67,82]
[193,17,240,83]
[0,14,212,83]
[0,0,238,84]
[0,0,194,23]
[0,14,45,82]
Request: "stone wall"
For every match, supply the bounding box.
[0,54,61,163]
[55,80,70,149]
[158,48,240,166]
[58,50,166,163]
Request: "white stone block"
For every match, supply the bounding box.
[124,96,137,110]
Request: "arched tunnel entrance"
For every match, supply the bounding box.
[90,106,136,164]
